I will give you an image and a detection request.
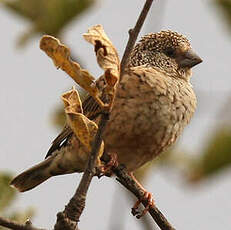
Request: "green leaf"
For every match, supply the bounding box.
[0,172,16,213]
[2,0,96,46]
[0,172,35,229]
[8,208,35,224]
[189,127,231,182]
[0,208,34,230]
[214,0,231,31]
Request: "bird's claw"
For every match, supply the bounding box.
[96,152,118,178]
[131,191,155,219]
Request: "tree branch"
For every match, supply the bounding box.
[120,0,154,77]
[100,153,175,230]
[112,164,175,230]
[54,113,109,230]
[101,1,176,228]
[0,217,45,230]
[54,0,155,229]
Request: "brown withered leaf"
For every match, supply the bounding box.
[83,25,120,77]
[62,87,104,155]
[62,86,83,114]
[40,35,104,107]
[83,25,120,104]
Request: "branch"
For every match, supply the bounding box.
[120,0,154,77]
[115,1,176,227]
[0,217,45,230]
[111,164,175,230]
[54,113,109,230]
[54,0,155,229]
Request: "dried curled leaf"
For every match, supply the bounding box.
[62,87,104,156]
[83,25,120,77]
[62,87,83,114]
[83,25,120,106]
[40,35,104,107]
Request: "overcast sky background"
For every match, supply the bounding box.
[1,0,231,229]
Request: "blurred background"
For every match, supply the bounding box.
[0,0,231,229]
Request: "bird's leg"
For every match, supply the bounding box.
[96,152,119,177]
[129,172,155,219]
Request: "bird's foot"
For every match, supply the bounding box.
[96,152,119,178]
[131,191,155,219]
[128,172,155,218]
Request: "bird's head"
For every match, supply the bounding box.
[128,30,202,81]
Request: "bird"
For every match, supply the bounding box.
[11,30,202,194]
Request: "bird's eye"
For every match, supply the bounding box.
[165,47,175,57]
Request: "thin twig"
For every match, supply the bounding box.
[54,113,109,230]
[112,165,175,230]
[65,113,109,221]
[100,153,175,230]
[120,0,154,77]
[0,217,45,230]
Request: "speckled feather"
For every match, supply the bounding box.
[103,66,196,170]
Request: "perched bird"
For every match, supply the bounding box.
[11,31,202,193]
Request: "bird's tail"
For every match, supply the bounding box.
[10,157,55,192]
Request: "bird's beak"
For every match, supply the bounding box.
[178,49,203,68]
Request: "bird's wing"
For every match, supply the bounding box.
[45,76,107,158]
[45,125,73,159]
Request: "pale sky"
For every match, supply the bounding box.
[1,0,231,229]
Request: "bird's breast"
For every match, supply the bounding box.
[103,67,196,171]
